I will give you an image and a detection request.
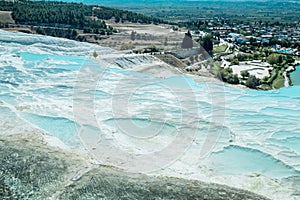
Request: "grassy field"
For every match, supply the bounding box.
[272,77,285,89]
[272,69,285,89]
[214,45,228,53]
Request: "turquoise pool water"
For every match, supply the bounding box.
[276,49,293,54]
[291,65,300,86]
[1,30,300,198]
[210,145,299,178]
[21,112,80,146]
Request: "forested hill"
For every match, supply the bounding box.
[0,0,165,37]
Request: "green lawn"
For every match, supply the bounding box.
[272,77,285,89]
[272,70,285,89]
[213,45,228,53]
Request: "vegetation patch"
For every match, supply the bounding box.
[214,44,228,53]
[0,0,165,41]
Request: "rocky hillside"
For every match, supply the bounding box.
[0,133,269,200]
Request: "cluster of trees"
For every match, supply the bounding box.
[212,63,261,89]
[199,34,214,52]
[0,0,165,25]
[93,7,165,24]
[259,67,286,89]
[216,67,239,84]
[0,0,13,11]
[35,27,78,40]
[226,52,295,89]
[0,23,10,29]
[245,75,260,89]
[233,53,257,62]
[0,0,166,37]
[130,31,156,41]
[211,64,237,84]
[230,51,292,65]
[269,37,294,48]
[179,20,209,31]
[10,1,108,31]
[211,65,240,84]
[267,54,295,66]
[238,70,260,89]
[132,45,160,54]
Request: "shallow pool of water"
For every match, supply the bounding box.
[1,30,300,199]
[291,65,300,86]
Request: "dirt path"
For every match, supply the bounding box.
[0,11,15,24]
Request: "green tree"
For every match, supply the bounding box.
[270,37,279,46]
[115,16,120,23]
[241,70,250,79]
[286,55,295,64]
[231,58,239,65]
[201,34,213,52]
[227,74,239,84]
[93,50,98,58]
[267,54,283,65]
[245,75,260,89]
[36,27,45,35]
[130,31,136,41]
